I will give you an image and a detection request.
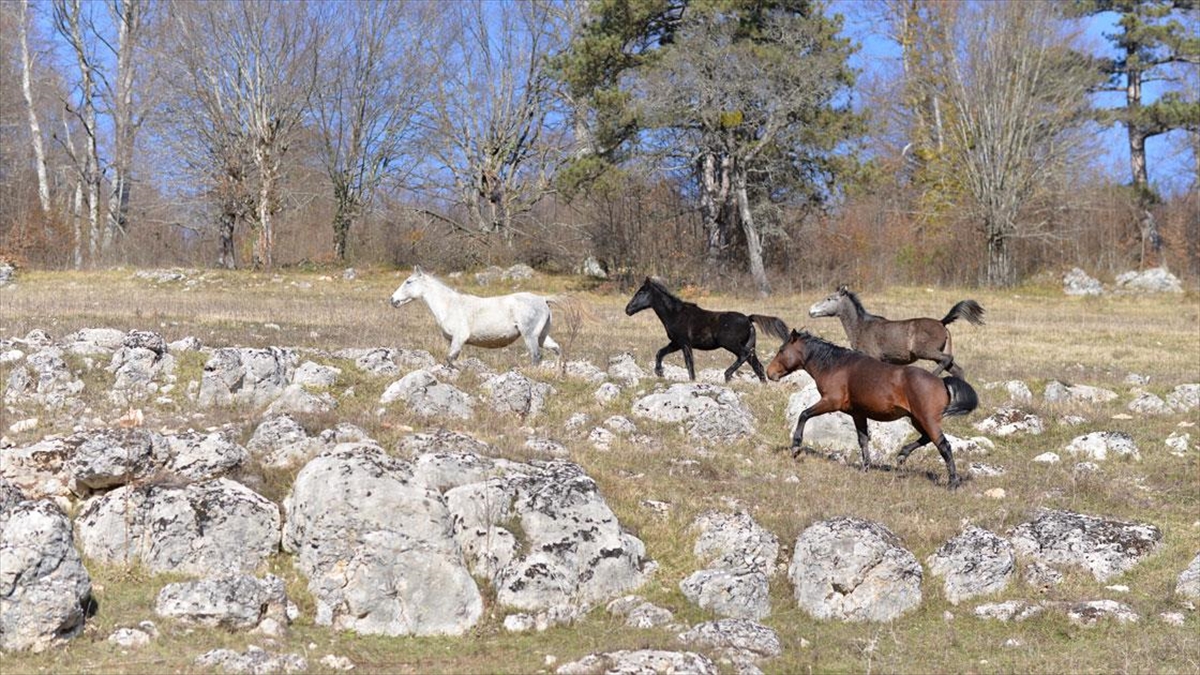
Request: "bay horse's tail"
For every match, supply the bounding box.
[941,300,986,326]
[942,376,979,417]
[750,314,791,345]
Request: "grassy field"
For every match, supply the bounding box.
[1,267,1198,675]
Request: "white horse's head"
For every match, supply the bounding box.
[390,266,428,308]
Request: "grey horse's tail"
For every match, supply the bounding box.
[750,314,791,345]
[942,376,979,417]
[941,300,986,326]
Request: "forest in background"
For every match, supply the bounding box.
[0,0,1196,292]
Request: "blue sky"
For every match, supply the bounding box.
[831,0,1196,196]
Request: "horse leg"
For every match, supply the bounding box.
[724,350,751,382]
[791,399,839,458]
[523,331,543,365]
[747,352,767,382]
[896,434,931,465]
[682,344,696,381]
[934,433,960,489]
[655,343,681,378]
[446,334,467,366]
[852,414,871,470]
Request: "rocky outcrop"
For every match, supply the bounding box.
[4,347,85,409]
[1065,431,1140,461]
[481,371,554,417]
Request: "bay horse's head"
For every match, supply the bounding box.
[390,266,429,308]
[624,277,656,316]
[808,285,850,318]
[766,329,810,381]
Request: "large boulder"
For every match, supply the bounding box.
[283,443,482,637]
[789,517,922,622]
[1043,381,1118,405]
[677,619,783,670]
[1,437,77,502]
[973,407,1044,436]
[198,347,297,408]
[556,650,718,675]
[926,527,1014,605]
[1,499,93,652]
[107,331,175,403]
[1008,510,1162,582]
[1063,268,1104,296]
[163,429,248,480]
[444,457,653,623]
[481,371,554,417]
[155,574,292,630]
[75,478,280,576]
[632,383,755,440]
[246,414,328,468]
[4,347,85,409]
[1166,384,1200,412]
[679,511,778,620]
[1065,431,1140,462]
[1176,553,1200,599]
[63,328,126,355]
[379,370,474,419]
[66,428,170,493]
[1114,267,1183,293]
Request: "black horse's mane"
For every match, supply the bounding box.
[795,330,858,370]
[646,278,688,312]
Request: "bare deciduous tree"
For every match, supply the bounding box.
[102,0,152,251]
[168,0,321,269]
[52,0,103,266]
[937,1,1099,286]
[418,0,569,242]
[18,0,52,220]
[312,0,430,261]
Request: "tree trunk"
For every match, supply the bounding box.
[19,0,52,220]
[700,151,732,265]
[71,181,83,269]
[332,203,354,262]
[253,142,276,269]
[1126,66,1149,199]
[985,215,1015,287]
[217,210,237,269]
[735,171,771,296]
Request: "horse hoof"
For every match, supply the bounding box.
[948,477,962,490]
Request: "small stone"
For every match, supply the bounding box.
[984,488,1006,500]
[320,654,355,671]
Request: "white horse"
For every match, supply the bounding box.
[390,266,561,365]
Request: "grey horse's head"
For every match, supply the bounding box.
[809,285,849,318]
[390,266,428,308]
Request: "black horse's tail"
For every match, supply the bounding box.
[750,314,791,345]
[943,376,979,417]
[941,300,986,326]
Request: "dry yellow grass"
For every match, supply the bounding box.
[1,267,1198,675]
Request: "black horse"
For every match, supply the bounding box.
[624,278,790,382]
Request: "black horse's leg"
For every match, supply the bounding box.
[896,434,931,465]
[682,345,696,381]
[852,414,871,470]
[655,343,681,377]
[724,350,751,382]
[747,352,767,382]
[935,434,960,489]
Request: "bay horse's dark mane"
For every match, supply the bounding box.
[647,278,687,313]
[797,330,858,371]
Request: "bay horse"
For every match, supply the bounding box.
[808,286,984,377]
[624,277,790,382]
[766,329,979,488]
[390,266,561,365]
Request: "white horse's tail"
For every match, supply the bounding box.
[544,294,594,356]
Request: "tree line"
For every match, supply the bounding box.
[0,0,1196,289]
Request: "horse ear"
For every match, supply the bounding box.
[413,265,424,276]
[837,284,847,293]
